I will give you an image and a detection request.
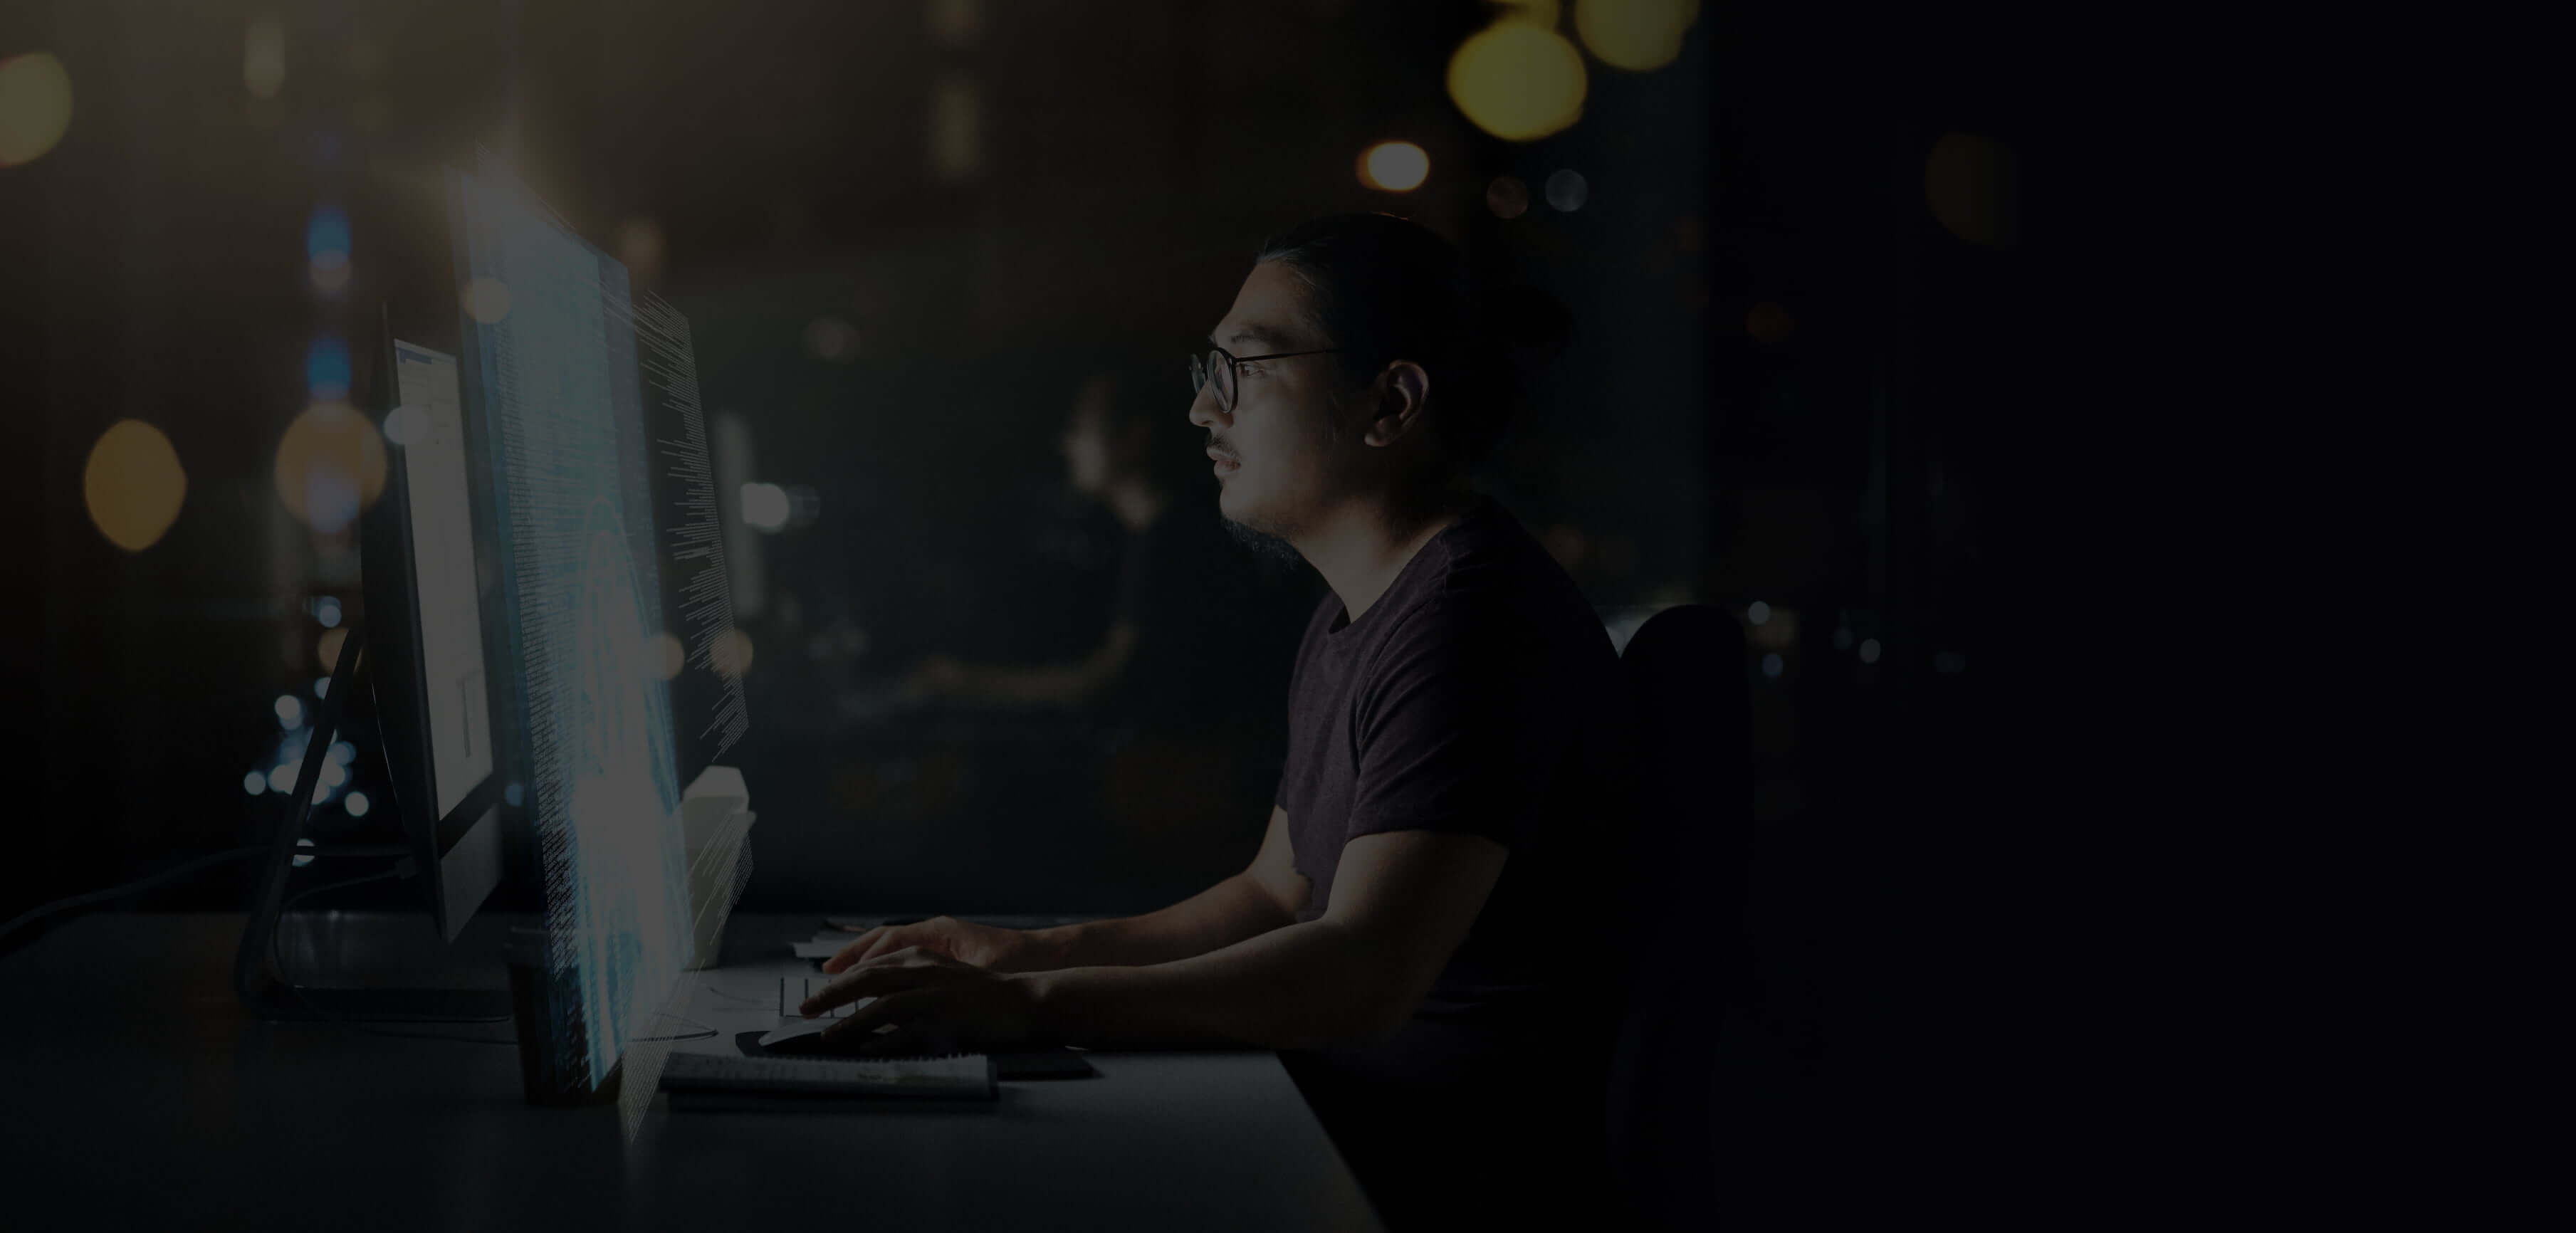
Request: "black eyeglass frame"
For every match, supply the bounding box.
[1190,344,1344,412]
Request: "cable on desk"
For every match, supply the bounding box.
[634,1014,721,1044]
[1,843,415,950]
[266,861,412,1024]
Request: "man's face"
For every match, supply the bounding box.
[1189,261,1358,539]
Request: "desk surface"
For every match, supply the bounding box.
[1,913,1382,1232]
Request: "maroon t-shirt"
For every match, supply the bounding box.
[1274,493,1635,1086]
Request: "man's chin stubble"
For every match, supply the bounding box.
[1220,513,1304,567]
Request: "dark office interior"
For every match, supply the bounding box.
[2,1,2054,1227]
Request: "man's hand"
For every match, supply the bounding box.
[824,915,1040,974]
[799,948,1038,1056]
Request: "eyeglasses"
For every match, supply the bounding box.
[1188,344,1342,413]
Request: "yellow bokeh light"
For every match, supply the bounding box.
[318,626,348,672]
[244,16,286,100]
[1358,141,1430,192]
[1574,0,1700,72]
[0,52,74,168]
[1926,132,2017,248]
[83,420,186,552]
[273,402,387,532]
[1447,23,1587,143]
[648,631,686,681]
[711,628,755,678]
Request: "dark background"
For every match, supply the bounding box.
[3,0,2053,1218]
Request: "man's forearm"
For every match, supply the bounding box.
[1022,918,1408,1051]
[1022,873,1295,970]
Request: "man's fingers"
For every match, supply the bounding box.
[799,955,948,1016]
[819,988,926,1046]
[821,926,886,974]
[858,927,933,966]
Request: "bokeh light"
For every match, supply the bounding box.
[1544,169,1588,211]
[1573,0,1700,72]
[1358,141,1430,192]
[1745,301,1795,344]
[648,631,687,681]
[0,52,74,167]
[804,317,858,362]
[464,277,513,324]
[244,16,286,100]
[1487,176,1529,219]
[740,482,790,532]
[1492,0,1563,27]
[308,206,352,295]
[82,420,187,552]
[316,626,349,673]
[930,74,982,181]
[307,336,351,401]
[1859,638,1883,664]
[268,765,297,794]
[243,771,268,796]
[310,252,350,295]
[273,402,386,533]
[618,218,665,285]
[711,628,755,678]
[315,595,342,628]
[345,790,370,817]
[929,0,986,47]
[275,694,303,728]
[1447,23,1587,142]
[382,402,428,446]
[1926,132,2017,248]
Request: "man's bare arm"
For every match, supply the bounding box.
[1016,804,1305,968]
[1022,829,1507,1050]
[827,805,1307,973]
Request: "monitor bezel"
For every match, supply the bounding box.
[360,305,506,943]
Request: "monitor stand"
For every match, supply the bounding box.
[233,623,512,1023]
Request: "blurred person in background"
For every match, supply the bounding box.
[904,360,1314,870]
[808,214,1616,1231]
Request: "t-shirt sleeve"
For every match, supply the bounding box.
[1344,597,1571,850]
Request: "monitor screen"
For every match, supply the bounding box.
[389,342,493,823]
[451,159,690,1091]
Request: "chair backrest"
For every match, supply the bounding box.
[1604,604,1754,1229]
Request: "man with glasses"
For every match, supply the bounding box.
[802,214,1621,1229]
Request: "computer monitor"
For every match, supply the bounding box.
[230,310,516,1022]
[365,335,505,942]
[447,158,706,1092]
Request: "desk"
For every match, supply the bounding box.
[0,913,1383,1232]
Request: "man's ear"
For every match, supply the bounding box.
[1361,361,1433,447]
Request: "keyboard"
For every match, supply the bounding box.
[660,1050,996,1101]
[777,975,863,1022]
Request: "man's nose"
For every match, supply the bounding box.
[1187,383,1225,429]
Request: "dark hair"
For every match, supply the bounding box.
[1254,213,1570,467]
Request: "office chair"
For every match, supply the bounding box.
[1605,604,1754,1230]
